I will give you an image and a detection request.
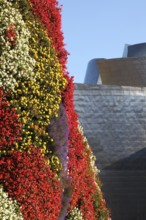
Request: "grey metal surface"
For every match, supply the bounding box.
[96,57,146,87]
[74,83,146,219]
[84,58,104,84]
[101,170,146,220]
[84,56,146,87]
[122,44,130,57]
[74,83,146,169]
[128,43,146,57]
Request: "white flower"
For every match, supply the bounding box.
[0,186,23,220]
[66,207,84,220]
[78,122,100,175]
[0,0,36,91]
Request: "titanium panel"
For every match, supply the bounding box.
[74,83,146,169]
[74,83,146,219]
[96,57,146,87]
[128,43,146,57]
[84,58,104,84]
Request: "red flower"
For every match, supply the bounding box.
[1,0,110,219]
[0,88,22,153]
[0,146,62,220]
[29,0,68,71]
[5,24,17,47]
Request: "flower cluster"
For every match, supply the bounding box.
[26,0,110,218]
[48,103,71,219]
[4,23,17,47]
[0,0,36,91]
[48,103,69,172]
[0,147,62,220]
[78,123,100,177]
[66,207,84,220]
[0,88,22,155]
[0,186,23,220]
[77,124,110,219]
[0,0,110,219]
[6,0,66,157]
[28,0,68,71]
[62,78,110,220]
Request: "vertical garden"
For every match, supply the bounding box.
[0,0,110,219]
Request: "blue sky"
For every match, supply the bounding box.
[58,0,146,83]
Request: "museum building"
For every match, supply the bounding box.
[74,43,146,220]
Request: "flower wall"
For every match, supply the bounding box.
[0,0,110,219]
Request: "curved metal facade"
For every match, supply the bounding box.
[84,58,104,84]
[84,57,146,86]
[84,43,146,86]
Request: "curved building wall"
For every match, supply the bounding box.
[84,58,104,84]
[84,57,146,86]
[74,83,146,220]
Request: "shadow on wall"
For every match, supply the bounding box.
[104,148,146,170]
[100,148,146,220]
